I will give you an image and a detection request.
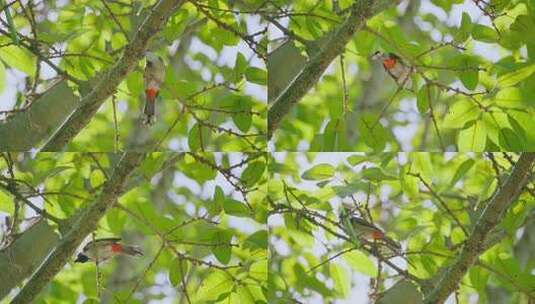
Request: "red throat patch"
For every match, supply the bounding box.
[145,88,158,101]
[111,243,123,253]
[383,58,397,70]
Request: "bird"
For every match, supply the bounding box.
[371,51,413,89]
[340,206,401,254]
[74,238,143,264]
[143,52,165,125]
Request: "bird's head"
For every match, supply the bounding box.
[371,51,386,61]
[74,253,89,263]
[145,52,161,64]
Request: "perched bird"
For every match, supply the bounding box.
[371,51,413,89]
[340,206,401,254]
[74,238,143,264]
[143,52,165,125]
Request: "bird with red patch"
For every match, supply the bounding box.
[74,238,143,264]
[340,205,401,254]
[371,51,413,89]
[143,52,165,125]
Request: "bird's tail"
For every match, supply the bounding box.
[121,245,143,257]
[383,236,401,253]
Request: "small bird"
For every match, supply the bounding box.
[340,206,401,254]
[74,238,143,264]
[143,52,165,125]
[371,51,413,89]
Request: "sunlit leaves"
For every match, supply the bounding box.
[0,45,36,75]
[498,64,535,87]
[330,263,350,297]
[442,99,480,129]
[472,24,499,43]
[449,158,475,187]
[223,198,250,217]
[212,229,233,264]
[301,163,335,180]
[194,271,234,302]
[245,67,267,85]
[456,12,473,42]
[242,160,266,187]
[343,250,377,276]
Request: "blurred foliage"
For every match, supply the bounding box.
[0,152,267,303]
[267,152,535,303]
[268,0,535,151]
[0,0,268,151]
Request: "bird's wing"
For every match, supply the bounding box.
[83,238,121,251]
[350,217,380,231]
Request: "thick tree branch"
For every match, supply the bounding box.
[267,0,397,139]
[423,153,535,304]
[40,0,185,151]
[0,220,59,299]
[0,80,78,151]
[10,152,145,303]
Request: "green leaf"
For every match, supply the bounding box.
[458,120,487,151]
[498,64,535,87]
[495,87,526,108]
[0,45,36,75]
[456,12,473,42]
[89,170,105,188]
[208,186,224,216]
[442,99,480,129]
[230,96,253,133]
[302,163,335,180]
[188,124,201,151]
[211,229,233,265]
[249,260,268,281]
[412,153,433,182]
[344,250,377,276]
[358,115,387,150]
[194,271,234,302]
[245,67,267,85]
[472,24,499,43]
[457,56,479,90]
[241,161,265,187]
[0,188,14,214]
[416,85,438,114]
[347,155,367,166]
[449,159,475,187]
[361,167,397,181]
[330,263,350,297]
[223,198,249,217]
[169,258,189,286]
[499,127,524,151]
[244,230,268,250]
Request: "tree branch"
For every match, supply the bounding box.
[423,153,535,303]
[0,80,78,151]
[10,152,145,303]
[40,0,185,151]
[267,0,397,139]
